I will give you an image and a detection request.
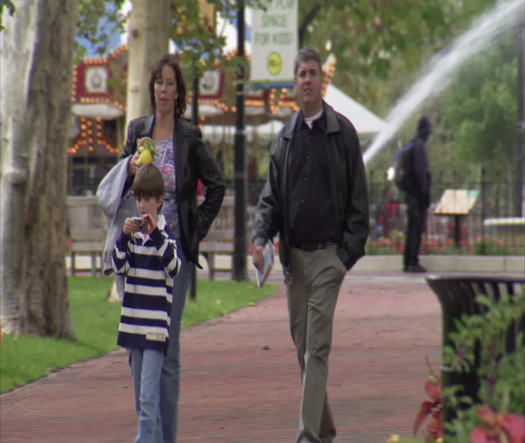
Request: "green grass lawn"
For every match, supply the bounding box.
[0,276,276,393]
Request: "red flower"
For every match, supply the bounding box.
[470,407,525,443]
[413,376,443,439]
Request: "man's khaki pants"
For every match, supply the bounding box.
[287,245,347,443]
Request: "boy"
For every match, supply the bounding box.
[112,163,180,443]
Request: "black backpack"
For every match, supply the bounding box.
[394,142,414,192]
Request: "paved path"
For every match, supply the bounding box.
[0,273,442,443]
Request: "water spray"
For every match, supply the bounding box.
[363,0,524,166]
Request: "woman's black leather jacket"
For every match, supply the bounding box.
[123,115,225,266]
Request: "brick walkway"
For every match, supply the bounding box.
[0,273,442,443]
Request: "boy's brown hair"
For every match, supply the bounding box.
[132,164,164,205]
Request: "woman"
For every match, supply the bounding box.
[124,53,225,442]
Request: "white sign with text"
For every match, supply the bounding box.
[250,0,298,86]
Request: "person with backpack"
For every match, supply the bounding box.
[401,115,432,273]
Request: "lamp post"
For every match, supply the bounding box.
[233,0,248,281]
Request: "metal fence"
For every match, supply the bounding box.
[79,172,522,256]
[242,177,524,256]
[367,176,525,255]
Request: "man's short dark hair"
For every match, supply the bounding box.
[294,46,322,76]
[132,164,164,201]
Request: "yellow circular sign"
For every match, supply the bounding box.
[267,52,282,76]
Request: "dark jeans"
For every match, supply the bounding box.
[403,193,427,268]
[159,239,192,443]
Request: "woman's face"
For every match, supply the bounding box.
[154,64,178,115]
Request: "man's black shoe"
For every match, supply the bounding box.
[405,264,427,273]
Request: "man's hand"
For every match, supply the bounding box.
[252,244,264,272]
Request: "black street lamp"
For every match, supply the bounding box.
[233,0,248,281]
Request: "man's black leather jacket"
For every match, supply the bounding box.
[252,103,369,270]
[123,115,225,267]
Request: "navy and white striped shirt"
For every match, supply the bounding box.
[112,215,180,352]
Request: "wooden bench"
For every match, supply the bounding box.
[199,228,235,280]
[67,196,107,276]
[198,195,254,280]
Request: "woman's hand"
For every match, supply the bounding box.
[128,152,140,176]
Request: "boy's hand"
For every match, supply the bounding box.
[123,215,157,235]
[141,214,157,235]
[123,217,144,236]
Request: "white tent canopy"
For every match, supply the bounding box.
[324,84,387,137]
[72,103,124,120]
[203,120,283,144]
[201,85,386,144]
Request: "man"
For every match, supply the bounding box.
[252,46,369,443]
[403,115,432,273]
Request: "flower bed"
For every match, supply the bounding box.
[366,232,521,256]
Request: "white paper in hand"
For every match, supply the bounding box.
[255,242,274,288]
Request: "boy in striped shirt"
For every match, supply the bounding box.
[112,163,180,442]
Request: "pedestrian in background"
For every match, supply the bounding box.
[252,46,369,443]
[403,115,432,273]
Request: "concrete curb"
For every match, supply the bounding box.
[353,254,524,273]
[198,254,524,276]
[66,254,523,277]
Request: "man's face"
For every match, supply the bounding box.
[294,59,323,111]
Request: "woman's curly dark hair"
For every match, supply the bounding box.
[148,54,187,118]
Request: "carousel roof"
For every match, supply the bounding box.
[71,45,128,120]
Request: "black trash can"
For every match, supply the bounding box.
[425,275,525,428]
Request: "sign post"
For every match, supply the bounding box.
[434,189,479,249]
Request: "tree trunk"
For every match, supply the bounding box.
[0,0,79,337]
[125,0,173,125]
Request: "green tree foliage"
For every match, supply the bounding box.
[76,0,127,62]
[298,0,500,107]
[170,0,226,68]
[75,0,264,76]
[440,33,517,176]
[0,0,15,31]
[72,0,520,186]
[74,0,502,107]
